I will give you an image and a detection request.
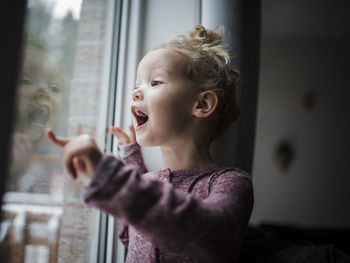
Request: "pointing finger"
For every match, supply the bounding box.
[46,129,70,148]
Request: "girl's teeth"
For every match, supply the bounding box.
[136,110,147,117]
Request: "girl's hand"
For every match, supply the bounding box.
[108,125,136,146]
[46,129,103,179]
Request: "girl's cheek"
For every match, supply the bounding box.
[18,86,35,105]
[148,94,167,113]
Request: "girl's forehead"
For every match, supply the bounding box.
[137,48,186,76]
[22,49,62,76]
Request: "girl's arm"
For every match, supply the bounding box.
[84,155,253,262]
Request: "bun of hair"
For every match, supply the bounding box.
[181,25,230,66]
[183,25,222,48]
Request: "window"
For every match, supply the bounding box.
[1,1,220,262]
[0,0,118,262]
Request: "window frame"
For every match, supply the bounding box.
[104,0,145,261]
[0,1,28,214]
[0,0,124,262]
[95,0,124,262]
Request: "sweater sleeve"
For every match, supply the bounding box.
[137,170,254,262]
[118,142,148,174]
[84,155,253,262]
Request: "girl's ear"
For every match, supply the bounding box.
[192,90,218,118]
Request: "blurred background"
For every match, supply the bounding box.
[1,0,349,262]
[251,0,350,228]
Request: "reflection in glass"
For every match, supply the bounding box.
[1,0,113,262]
[9,39,63,192]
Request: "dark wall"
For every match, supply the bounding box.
[251,0,350,227]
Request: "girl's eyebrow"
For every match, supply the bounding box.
[153,67,172,76]
[135,68,171,85]
[135,62,174,84]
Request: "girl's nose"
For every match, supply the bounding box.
[132,88,144,101]
[35,85,51,100]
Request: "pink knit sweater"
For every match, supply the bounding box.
[84,143,253,262]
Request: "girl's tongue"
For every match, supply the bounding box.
[135,110,149,127]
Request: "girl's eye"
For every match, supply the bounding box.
[20,78,33,85]
[50,85,61,94]
[151,80,162,86]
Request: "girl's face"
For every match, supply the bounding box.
[132,48,198,146]
[16,48,63,141]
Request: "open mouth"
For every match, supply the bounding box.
[132,107,149,128]
[27,108,50,126]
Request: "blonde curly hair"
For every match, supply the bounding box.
[159,25,241,135]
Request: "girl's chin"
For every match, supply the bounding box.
[27,128,46,142]
[17,122,48,142]
[135,138,151,147]
[135,133,157,147]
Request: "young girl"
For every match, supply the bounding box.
[46,25,253,263]
[10,37,63,189]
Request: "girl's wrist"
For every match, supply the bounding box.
[118,142,140,158]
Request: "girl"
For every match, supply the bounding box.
[46,25,253,263]
[10,37,63,189]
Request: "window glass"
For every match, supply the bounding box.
[1,0,114,262]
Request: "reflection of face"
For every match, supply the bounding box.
[16,48,63,141]
[132,48,198,147]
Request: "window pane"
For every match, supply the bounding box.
[1,0,114,262]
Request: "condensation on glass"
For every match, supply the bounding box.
[0,0,113,262]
